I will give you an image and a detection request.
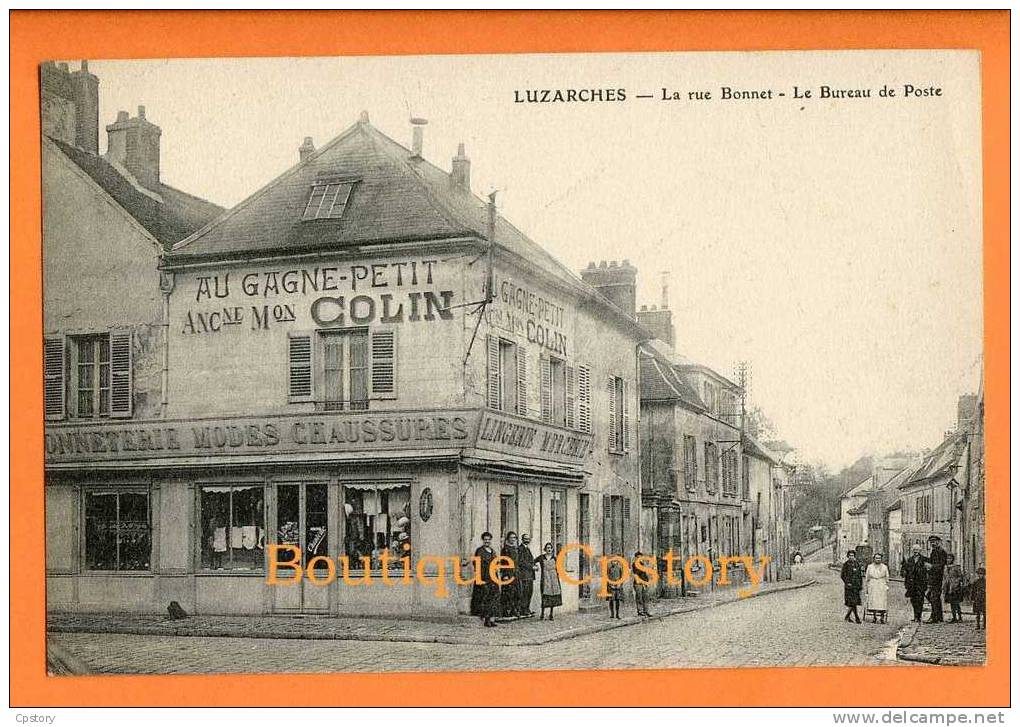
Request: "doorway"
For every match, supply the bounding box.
[273,481,331,612]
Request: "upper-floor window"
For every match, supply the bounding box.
[44,330,133,420]
[608,375,630,454]
[741,454,751,499]
[487,336,525,415]
[302,181,355,221]
[722,448,739,497]
[287,328,395,408]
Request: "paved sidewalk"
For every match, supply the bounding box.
[49,577,815,647]
[896,617,987,665]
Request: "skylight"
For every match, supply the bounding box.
[302,181,355,221]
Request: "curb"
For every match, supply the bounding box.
[48,579,818,647]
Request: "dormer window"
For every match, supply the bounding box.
[302,180,355,220]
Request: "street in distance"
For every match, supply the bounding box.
[657,84,944,100]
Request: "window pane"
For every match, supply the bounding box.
[305,483,328,568]
[327,183,353,218]
[230,486,264,570]
[85,493,118,570]
[323,338,344,409]
[342,486,410,570]
[348,332,368,408]
[499,341,516,413]
[277,485,300,561]
[117,492,150,571]
[201,487,230,569]
[318,184,341,217]
[551,359,566,426]
[303,186,327,220]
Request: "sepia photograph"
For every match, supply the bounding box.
[38,47,987,681]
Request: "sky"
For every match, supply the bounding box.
[79,51,983,468]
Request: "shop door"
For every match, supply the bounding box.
[273,482,331,613]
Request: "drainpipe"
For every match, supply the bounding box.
[158,268,174,418]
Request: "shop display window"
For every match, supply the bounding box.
[342,485,411,570]
[84,489,150,571]
[200,485,265,570]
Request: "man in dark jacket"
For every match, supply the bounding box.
[924,535,948,623]
[903,544,929,622]
[517,533,537,617]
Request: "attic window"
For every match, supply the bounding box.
[302,181,355,221]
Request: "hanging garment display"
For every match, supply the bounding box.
[212,527,228,553]
[241,525,257,550]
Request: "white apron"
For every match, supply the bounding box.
[864,562,890,611]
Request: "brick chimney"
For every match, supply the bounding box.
[299,136,316,162]
[638,304,675,349]
[410,117,427,158]
[105,104,161,190]
[40,60,99,154]
[957,394,978,430]
[580,260,638,318]
[451,143,470,191]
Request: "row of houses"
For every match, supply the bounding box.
[836,392,985,578]
[42,61,793,618]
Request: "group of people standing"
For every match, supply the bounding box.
[841,535,986,630]
[469,531,562,627]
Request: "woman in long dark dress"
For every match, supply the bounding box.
[500,531,521,618]
[535,542,562,621]
[469,532,500,628]
[841,550,863,624]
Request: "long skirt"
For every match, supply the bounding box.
[865,580,889,611]
[541,592,563,608]
[470,582,500,617]
[844,586,862,607]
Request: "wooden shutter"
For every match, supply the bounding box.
[486,336,501,410]
[109,329,133,418]
[43,335,65,420]
[602,495,611,554]
[622,378,631,452]
[540,355,552,423]
[607,376,617,452]
[515,347,528,416]
[370,329,397,399]
[565,365,576,429]
[288,332,313,402]
[623,497,631,521]
[577,365,592,434]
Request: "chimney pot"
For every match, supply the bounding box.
[80,60,89,72]
[359,110,370,124]
[451,142,471,192]
[58,62,69,72]
[299,136,316,162]
[137,105,146,119]
[410,117,428,158]
[117,110,129,122]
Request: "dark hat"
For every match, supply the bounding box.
[928,535,942,542]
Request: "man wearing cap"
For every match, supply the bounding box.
[903,544,929,622]
[924,535,948,623]
[517,534,537,617]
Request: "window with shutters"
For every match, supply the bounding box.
[603,494,625,556]
[549,489,566,555]
[288,328,396,407]
[63,332,133,419]
[577,365,592,434]
[302,180,355,221]
[549,357,566,426]
[608,375,629,454]
[741,454,751,499]
[487,336,524,414]
[722,449,739,497]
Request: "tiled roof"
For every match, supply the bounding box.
[49,137,223,247]
[742,432,780,465]
[168,118,590,295]
[900,432,964,489]
[639,347,707,412]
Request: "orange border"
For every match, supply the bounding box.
[10,10,1009,707]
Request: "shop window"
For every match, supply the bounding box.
[607,375,630,453]
[84,489,150,571]
[302,180,355,221]
[342,485,411,570]
[199,485,265,570]
[550,490,566,554]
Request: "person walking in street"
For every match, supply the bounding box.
[469,532,501,628]
[535,542,562,621]
[517,533,537,617]
[632,551,652,617]
[943,553,966,623]
[903,544,929,622]
[606,558,624,619]
[499,531,521,619]
[970,566,985,631]
[841,550,863,623]
[864,553,890,623]
[924,535,948,623]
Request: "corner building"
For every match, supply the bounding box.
[45,114,646,617]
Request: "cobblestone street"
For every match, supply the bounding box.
[49,563,923,674]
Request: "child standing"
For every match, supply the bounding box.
[606,559,624,619]
[971,567,986,630]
